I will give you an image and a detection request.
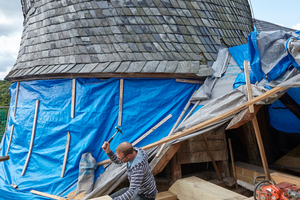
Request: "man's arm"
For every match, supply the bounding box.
[102,141,122,164]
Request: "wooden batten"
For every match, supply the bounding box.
[61,132,71,178]
[14,82,20,117]
[31,190,66,200]
[22,100,40,176]
[118,79,124,127]
[71,79,76,119]
[6,124,14,156]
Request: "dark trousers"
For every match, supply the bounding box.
[110,187,155,200]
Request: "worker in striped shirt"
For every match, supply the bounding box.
[102,141,157,200]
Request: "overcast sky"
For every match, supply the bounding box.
[0,0,299,80]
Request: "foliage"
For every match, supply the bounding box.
[0,80,11,106]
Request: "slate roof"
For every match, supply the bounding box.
[253,18,297,33]
[6,0,253,82]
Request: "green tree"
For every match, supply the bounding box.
[0,80,11,106]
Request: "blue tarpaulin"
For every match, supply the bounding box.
[0,78,199,199]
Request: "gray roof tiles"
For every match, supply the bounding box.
[8,0,253,81]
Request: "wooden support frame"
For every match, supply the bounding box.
[97,86,286,166]
[156,91,197,157]
[61,132,71,178]
[71,79,76,119]
[244,61,271,180]
[22,100,39,176]
[6,124,14,156]
[14,82,20,117]
[118,79,124,127]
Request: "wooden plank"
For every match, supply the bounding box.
[118,79,124,127]
[0,156,10,162]
[175,78,203,84]
[151,143,182,176]
[270,172,300,187]
[279,93,300,120]
[244,63,271,180]
[182,100,200,122]
[178,139,225,152]
[228,138,238,189]
[97,86,286,166]
[156,91,197,157]
[71,79,76,119]
[14,82,20,116]
[6,124,14,156]
[169,176,247,200]
[131,114,172,146]
[177,149,227,164]
[30,190,66,200]
[244,61,254,113]
[22,100,39,176]
[61,132,71,178]
[155,191,177,200]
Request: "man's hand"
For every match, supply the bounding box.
[102,141,111,153]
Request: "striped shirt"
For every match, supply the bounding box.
[107,147,157,200]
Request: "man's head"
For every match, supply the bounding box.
[116,142,135,162]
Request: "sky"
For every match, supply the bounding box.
[0,0,299,80]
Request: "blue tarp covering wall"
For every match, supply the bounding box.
[0,78,199,200]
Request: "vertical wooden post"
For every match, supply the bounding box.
[244,61,254,113]
[228,138,238,189]
[244,60,271,180]
[71,79,76,119]
[156,90,197,157]
[14,82,20,116]
[6,124,14,156]
[22,100,39,176]
[61,132,71,178]
[118,79,124,127]
[171,154,181,183]
[202,134,223,181]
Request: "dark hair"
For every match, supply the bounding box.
[116,142,133,156]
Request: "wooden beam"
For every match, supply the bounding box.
[279,93,300,120]
[131,114,172,146]
[170,153,181,183]
[22,100,39,176]
[0,156,10,162]
[175,78,204,84]
[156,91,197,157]
[228,138,238,189]
[71,79,76,119]
[244,62,271,180]
[271,172,300,187]
[182,101,200,122]
[97,86,286,166]
[30,190,66,200]
[14,82,20,117]
[244,61,254,113]
[6,124,14,156]
[61,132,71,178]
[202,134,222,181]
[118,79,124,127]
[151,143,182,176]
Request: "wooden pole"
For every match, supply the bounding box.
[228,138,238,189]
[14,82,20,117]
[97,86,286,166]
[156,91,197,157]
[244,61,271,180]
[182,101,200,122]
[71,79,76,119]
[22,100,39,176]
[132,114,172,147]
[31,190,66,200]
[118,79,124,127]
[244,61,254,113]
[202,134,222,181]
[61,132,71,178]
[6,124,14,156]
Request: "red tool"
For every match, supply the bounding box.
[254,180,300,200]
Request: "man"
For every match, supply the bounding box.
[102,141,157,200]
